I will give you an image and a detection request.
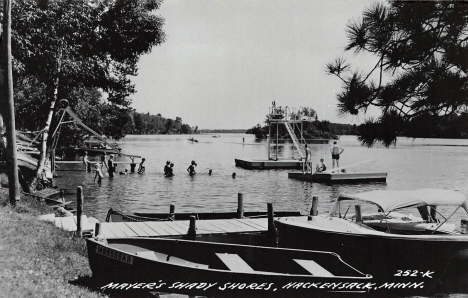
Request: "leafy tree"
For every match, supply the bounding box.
[1,0,165,187]
[326,2,468,146]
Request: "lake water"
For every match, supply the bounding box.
[56,134,468,226]
[54,134,468,297]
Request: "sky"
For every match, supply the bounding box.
[130,0,382,129]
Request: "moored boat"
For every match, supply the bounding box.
[274,189,468,293]
[105,208,302,222]
[87,237,372,297]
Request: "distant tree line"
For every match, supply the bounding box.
[126,112,197,135]
[199,129,246,133]
[246,121,358,140]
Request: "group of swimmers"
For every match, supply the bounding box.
[82,151,146,183]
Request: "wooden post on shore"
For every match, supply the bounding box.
[237,193,244,218]
[77,186,83,237]
[267,203,278,247]
[187,215,196,240]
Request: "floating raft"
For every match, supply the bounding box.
[288,171,387,183]
[99,218,269,239]
[235,158,303,170]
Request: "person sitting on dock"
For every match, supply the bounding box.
[82,151,90,172]
[165,163,174,177]
[138,158,146,174]
[164,160,170,175]
[315,158,327,173]
[187,160,197,176]
[330,141,344,168]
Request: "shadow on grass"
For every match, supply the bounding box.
[70,275,159,298]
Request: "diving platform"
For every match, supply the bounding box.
[235,158,303,170]
[288,171,387,183]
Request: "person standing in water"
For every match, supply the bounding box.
[330,141,344,168]
[166,163,175,177]
[187,160,197,176]
[138,158,146,174]
[164,161,170,175]
[82,151,90,172]
[108,154,115,178]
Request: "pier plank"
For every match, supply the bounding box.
[99,223,118,238]
[226,219,261,232]
[238,218,268,230]
[102,222,127,237]
[209,219,244,233]
[159,221,188,235]
[136,222,161,237]
[114,222,139,237]
[123,222,150,237]
[144,222,178,236]
[195,220,225,234]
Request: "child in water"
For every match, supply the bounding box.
[187,160,197,176]
[165,163,174,177]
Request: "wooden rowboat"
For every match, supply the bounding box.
[105,208,302,222]
[87,237,372,297]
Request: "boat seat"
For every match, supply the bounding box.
[216,253,255,273]
[135,250,209,269]
[294,259,334,277]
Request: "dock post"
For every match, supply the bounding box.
[95,222,101,237]
[355,205,362,223]
[267,203,278,247]
[308,196,319,220]
[461,219,468,234]
[169,204,175,220]
[237,193,244,218]
[77,186,83,237]
[187,215,196,240]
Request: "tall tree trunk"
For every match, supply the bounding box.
[2,0,20,204]
[31,78,60,189]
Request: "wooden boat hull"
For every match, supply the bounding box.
[275,216,468,294]
[105,208,302,222]
[87,237,371,297]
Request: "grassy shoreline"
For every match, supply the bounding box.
[0,188,106,298]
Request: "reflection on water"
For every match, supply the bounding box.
[55,134,468,228]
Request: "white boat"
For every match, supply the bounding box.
[274,189,468,294]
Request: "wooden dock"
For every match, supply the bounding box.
[38,214,98,234]
[288,171,387,183]
[235,158,303,170]
[99,218,269,239]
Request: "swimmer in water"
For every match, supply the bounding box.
[187,160,197,176]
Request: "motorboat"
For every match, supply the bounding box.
[87,237,372,297]
[274,189,468,294]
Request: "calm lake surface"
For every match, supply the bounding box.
[55,134,468,297]
[56,134,468,226]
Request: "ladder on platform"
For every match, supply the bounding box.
[284,122,305,158]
